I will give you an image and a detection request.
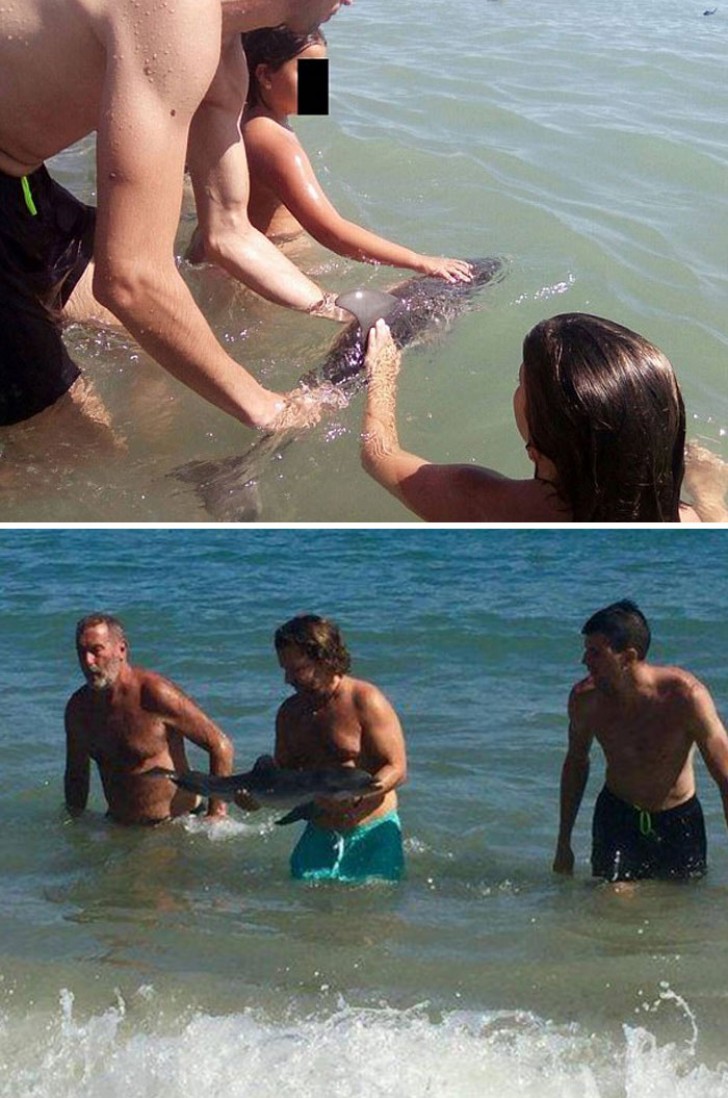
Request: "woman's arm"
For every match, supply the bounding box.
[360,321,557,522]
[244,117,472,283]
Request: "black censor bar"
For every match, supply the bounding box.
[297,58,329,116]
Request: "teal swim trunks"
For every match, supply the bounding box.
[290,811,404,882]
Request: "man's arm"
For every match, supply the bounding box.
[690,681,728,829]
[142,674,234,820]
[91,0,295,430]
[356,683,407,797]
[186,37,332,312]
[64,697,90,817]
[274,703,297,769]
[553,690,593,875]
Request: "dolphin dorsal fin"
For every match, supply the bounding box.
[335,289,401,333]
[251,754,277,774]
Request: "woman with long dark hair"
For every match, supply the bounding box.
[361,313,724,522]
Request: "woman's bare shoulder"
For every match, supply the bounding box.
[450,465,569,522]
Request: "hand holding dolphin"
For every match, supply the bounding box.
[147,753,378,825]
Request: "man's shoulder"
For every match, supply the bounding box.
[65,684,90,716]
[569,675,597,704]
[650,663,706,702]
[277,693,303,721]
[133,666,180,707]
[349,676,385,703]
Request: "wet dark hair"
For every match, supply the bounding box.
[274,614,351,675]
[522,314,685,521]
[581,599,651,659]
[75,613,127,647]
[242,27,327,109]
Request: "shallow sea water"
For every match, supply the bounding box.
[0,0,726,519]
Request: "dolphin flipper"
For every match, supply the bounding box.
[335,288,402,333]
[274,802,318,826]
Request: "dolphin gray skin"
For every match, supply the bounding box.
[334,287,401,333]
[148,754,377,825]
[172,256,506,520]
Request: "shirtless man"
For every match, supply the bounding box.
[237,614,407,881]
[0,0,350,433]
[65,613,234,825]
[553,599,728,882]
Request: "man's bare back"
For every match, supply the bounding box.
[65,615,234,825]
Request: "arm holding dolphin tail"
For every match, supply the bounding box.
[140,673,235,820]
[355,681,407,800]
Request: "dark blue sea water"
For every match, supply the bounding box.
[2,527,728,1095]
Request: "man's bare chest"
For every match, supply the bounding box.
[593,699,689,766]
[85,705,168,769]
[288,707,362,767]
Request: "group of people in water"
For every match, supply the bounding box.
[65,600,728,886]
[66,611,408,882]
[1,0,725,522]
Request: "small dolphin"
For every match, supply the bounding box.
[148,754,377,825]
[172,256,506,520]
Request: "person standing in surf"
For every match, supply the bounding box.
[187,28,471,284]
[236,615,408,882]
[553,599,728,882]
[65,614,234,825]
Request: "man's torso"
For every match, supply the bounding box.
[0,0,106,174]
[574,665,701,811]
[278,676,397,828]
[70,668,196,823]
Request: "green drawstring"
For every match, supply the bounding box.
[21,175,38,216]
[638,808,656,838]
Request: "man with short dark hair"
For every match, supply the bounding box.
[237,614,408,881]
[553,599,728,881]
[65,613,234,824]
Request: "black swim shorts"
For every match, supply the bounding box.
[0,165,95,424]
[591,785,707,881]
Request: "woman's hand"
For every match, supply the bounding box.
[416,256,473,283]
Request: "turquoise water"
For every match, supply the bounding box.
[2,527,728,1094]
[0,0,726,519]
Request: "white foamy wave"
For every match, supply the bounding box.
[2,992,727,1098]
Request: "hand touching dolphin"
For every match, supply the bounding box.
[147,754,378,825]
